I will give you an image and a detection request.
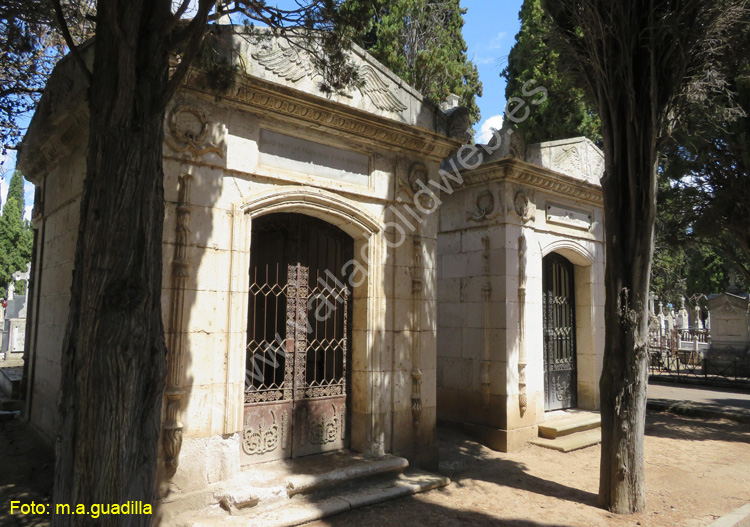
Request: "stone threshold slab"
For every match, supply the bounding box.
[538,411,601,439]
[529,428,601,453]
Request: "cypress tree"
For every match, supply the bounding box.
[502,0,600,143]
[0,171,32,297]
[353,0,483,123]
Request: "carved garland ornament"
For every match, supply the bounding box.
[467,189,501,222]
[411,235,424,427]
[480,236,491,409]
[162,175,192,470]
[165,105,224,159]
[517,231,529,415]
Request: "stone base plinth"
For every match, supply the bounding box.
[438,417,538,452]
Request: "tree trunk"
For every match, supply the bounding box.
[597,96,658,513]
[52,2,174,525]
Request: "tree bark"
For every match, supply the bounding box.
[52,2,175,525]
[597,91,658,514]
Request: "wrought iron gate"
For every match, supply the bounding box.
[242,214,352,464]
[543,253,577,411]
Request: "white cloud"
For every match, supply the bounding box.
[488,32,507,50]
[476,114,504,144]
[24,205,32,221]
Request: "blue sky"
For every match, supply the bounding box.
[463,0,524,142]
[1,0,523,216]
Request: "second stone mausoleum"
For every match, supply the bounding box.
[18,25,606,521]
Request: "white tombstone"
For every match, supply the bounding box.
[677,297,690,330]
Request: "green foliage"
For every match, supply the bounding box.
[506,0,749,300]
[0,1,94,152]
[502,0,600,144]
[0,171,32,298]
[350,0,483,122]
[659,23,750,288]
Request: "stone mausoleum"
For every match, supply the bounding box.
[18,26,605,521]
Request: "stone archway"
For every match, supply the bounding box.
[225,186,383,458]
[540,241,599,411]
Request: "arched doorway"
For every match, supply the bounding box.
[242,212,353,464]
[543,252,577,411]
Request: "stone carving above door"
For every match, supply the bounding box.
[252,41,407,113]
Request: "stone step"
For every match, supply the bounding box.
[530,428,601,453]
[537,412,601,439]
[187,469,450,527]
[284,454,408,497]
[160,453,413,525]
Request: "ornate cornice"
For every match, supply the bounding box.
[460,158,603,206]
[184,74,462,162]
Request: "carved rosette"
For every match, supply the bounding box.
[163,175,192,470]
[517,231,529,416]
[481,236,492,408]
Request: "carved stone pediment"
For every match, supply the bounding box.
[706,292,749,314]
[251,39,407,114]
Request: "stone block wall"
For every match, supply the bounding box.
[436,154,605,452]
[26,144,87,442]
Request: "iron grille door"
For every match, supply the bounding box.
[543,253,577,411]
[242,214,351,465]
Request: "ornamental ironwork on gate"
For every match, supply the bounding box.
[543,253,577,410]
[242,213,352,464]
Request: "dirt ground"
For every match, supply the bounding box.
[1,411,748,527]
[0,418,54,527]
[308,411,750,527]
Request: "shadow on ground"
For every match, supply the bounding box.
[645,410,750,444]
[312,495,574,527]
[0,418,54,527]
[437,429,598,507]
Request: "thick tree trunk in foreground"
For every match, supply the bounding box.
[52,2,175,525]
[597,106,657,513]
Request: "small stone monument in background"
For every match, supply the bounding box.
[1,263,30,360]
[704,270,750,376]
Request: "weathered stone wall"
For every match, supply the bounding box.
[27,144,86,441]
[436,146,605,452]
[160,89,452,490]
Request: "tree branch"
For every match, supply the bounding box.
[161,0,213,108]
[51,0,92,83]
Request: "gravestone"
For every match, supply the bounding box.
[1,264,30,360]
[705,274,750,376]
